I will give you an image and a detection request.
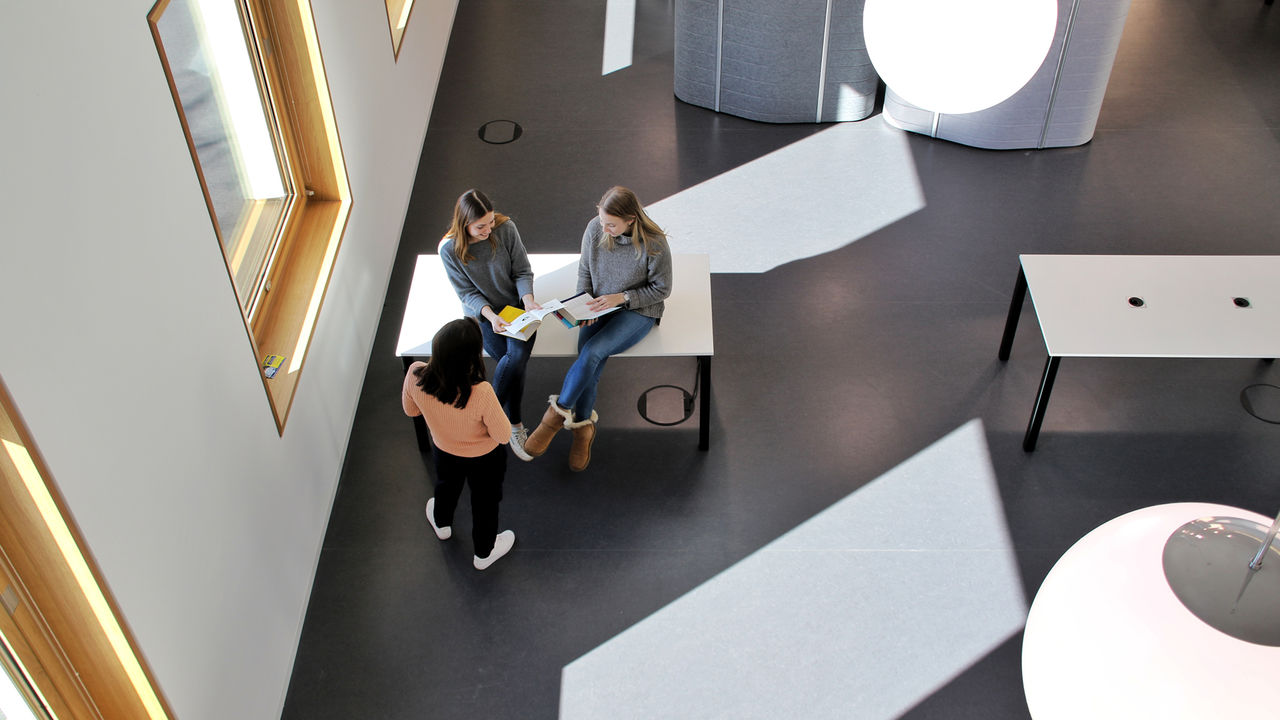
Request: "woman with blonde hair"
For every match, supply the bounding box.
[439,189,539,460]
[523,186,672,471]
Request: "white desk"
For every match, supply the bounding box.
[397,253,714,449]
[998,255,1280,450]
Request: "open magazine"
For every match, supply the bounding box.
[496,292,621,339]
[496,304,561,341]
[549,292,621,327]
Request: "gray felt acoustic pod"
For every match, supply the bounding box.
[882,0,1132,149]
[675,0,878,123]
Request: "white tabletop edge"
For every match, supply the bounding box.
[1018,254,1280,358]
[396,253,715,359]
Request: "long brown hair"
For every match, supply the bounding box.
[597,186,665,258]
[443,189,510,264]
[414,318,487,408]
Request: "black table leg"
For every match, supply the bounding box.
[698,355,711,451]
[402,356,433,454]
[999,266,1028,361]
[1024,355,1061,452]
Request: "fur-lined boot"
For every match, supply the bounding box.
[566,411,598,472]
[523,396,572,458]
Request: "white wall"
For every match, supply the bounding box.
[0,1,456,717]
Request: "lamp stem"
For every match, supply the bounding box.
[1248,507,1280,570]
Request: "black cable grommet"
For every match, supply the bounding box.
[637,362,701,426]
[637,385,695,426]
[478,120,522,144]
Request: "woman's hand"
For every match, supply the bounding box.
[586,293,624,313]
[481,307,508,333]
[523,295,542,311]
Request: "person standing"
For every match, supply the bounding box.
[523,186,672,471]
[402,318,516,570]
[439,189,540,461]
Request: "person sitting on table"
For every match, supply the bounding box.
[523,186,672,471]
[402,318,516,570]
[439,188,540,461]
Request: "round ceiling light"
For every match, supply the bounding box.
[864,0,1059,115]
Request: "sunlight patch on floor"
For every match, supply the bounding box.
[647,119,924,274]
[560,419,1025,720]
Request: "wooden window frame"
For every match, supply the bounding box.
[0,377,174,720]
[149,0,352,434]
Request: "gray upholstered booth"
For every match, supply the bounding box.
[882,0,1133,149]
[674,0,877,123]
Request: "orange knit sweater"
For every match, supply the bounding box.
[402,362,510,457]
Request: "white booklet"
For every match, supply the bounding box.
[550,292,621,327]
[496,304,562,341]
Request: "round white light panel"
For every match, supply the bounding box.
[864,0,1058,115]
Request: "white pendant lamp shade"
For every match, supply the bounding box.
[864,0,1058,115]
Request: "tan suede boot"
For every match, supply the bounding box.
[523,396,571,458]
[566,411,598,472]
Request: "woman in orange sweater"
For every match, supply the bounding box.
[402,318,515,570]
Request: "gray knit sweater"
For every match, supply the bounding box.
[576,216,672,320]
[439,220,535,318]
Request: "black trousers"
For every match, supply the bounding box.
[430,444,506,556]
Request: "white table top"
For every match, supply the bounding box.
[1021,502,1279,719]
[1021,255,1280,358]
[396,253,714,358]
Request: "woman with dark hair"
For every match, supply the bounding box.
[402,318,515,570]
[439,188,539,461]
[523,186,673,471]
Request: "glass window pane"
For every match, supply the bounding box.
[385,0,415,57]
[0,638,45,720]
[156,0,291,314]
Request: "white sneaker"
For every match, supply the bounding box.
[425,498,451,540]
[510,425,533,461]
[473,530,515,570]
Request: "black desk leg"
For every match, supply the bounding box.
[998,266,1028,361]
[402,357,433,454]
[698,355,711,451]
[1023,355,1060,452]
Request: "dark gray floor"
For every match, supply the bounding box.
[282,1,1280,718]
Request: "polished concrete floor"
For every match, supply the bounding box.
[282,1,1280,718]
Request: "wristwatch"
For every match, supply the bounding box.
[621,290,631,308]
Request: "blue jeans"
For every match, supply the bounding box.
[559,309,656,419]
[480,319,536,425]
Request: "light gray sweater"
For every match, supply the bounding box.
[576,216,672,320]
[439,220,535,318]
